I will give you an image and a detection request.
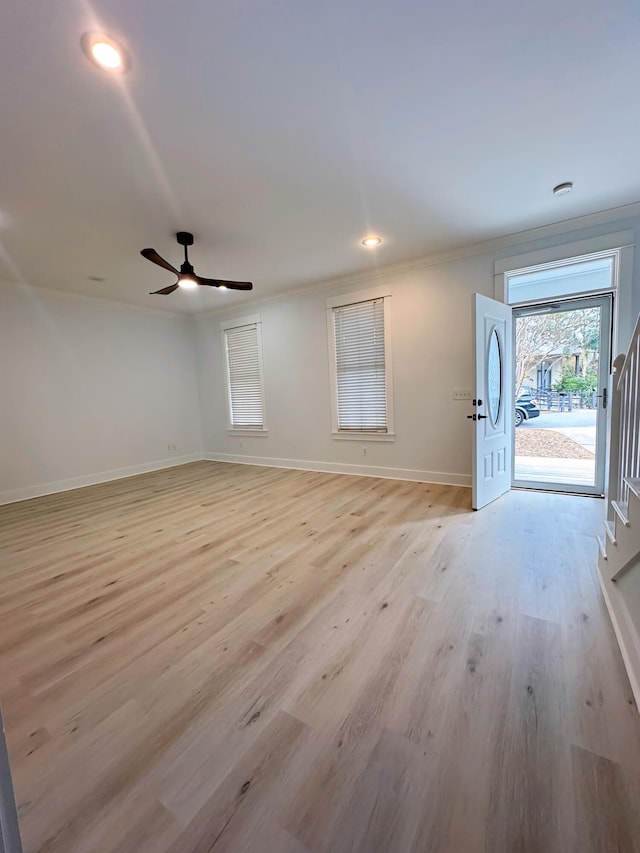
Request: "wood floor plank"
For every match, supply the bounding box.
[558,530,640,768]
[319,727,429,853]
[485,614,573,853]
[163,710,310,853]
[1,461,639,852]
[571,743,640,853]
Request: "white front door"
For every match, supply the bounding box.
[472,294,513,510]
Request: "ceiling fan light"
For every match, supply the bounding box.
[92,42,122,69]
[178,277,198,290]
[81,32,129,72]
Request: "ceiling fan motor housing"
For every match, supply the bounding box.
[177,232,195,274]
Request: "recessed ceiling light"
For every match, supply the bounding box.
[553,182,573,196]
[177,277,198,290]
[81,32,129,72]
[361,235,382,248]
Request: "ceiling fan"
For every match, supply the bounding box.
[141,232,253,295]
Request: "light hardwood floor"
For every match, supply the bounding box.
[1,461,640,852]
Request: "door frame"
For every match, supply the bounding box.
[511,293,613,495]
[0,709,22,853]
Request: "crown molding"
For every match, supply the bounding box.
[4,199,640,322]
[199,199,640,320]
[0,279,191,321]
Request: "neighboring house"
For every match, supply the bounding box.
[523,349,584,390]
[521,351,566,390]
[522,349,600,392]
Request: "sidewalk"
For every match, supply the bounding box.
[549,425,596,454]
[520,410,597,454]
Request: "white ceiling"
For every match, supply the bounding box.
[1,0,639,314]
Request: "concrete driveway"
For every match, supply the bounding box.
[519,408,597,454]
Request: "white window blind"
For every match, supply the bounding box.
[333,298,388,432]
[224,323,265,429]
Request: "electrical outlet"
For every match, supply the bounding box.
[362,447,367,456]
[167,443,177,452]
[453,389,472,400]
[239,441,244,450]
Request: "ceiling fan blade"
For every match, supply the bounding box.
[197,277,253,291]
[141,248,179,275]
[150,283,180,295]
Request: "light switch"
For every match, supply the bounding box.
[453,389,472,400]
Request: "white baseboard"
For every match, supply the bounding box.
[201,451,471,488]
[0,451,471,507]
[0,453,201,506]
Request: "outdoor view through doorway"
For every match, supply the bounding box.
[513,295,611,494]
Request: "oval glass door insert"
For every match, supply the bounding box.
[487,327,502,426]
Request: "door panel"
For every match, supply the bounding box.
[472,294,513,510]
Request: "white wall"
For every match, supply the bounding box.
[196,256,493,485]
[2,209,639,502]
[195,213,640,487]
[0,284,202,503]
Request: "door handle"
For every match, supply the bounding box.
[467,414,476,421]
[477,414,488,419]
[595,387,607,409]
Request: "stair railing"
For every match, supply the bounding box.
[607,315,640,517]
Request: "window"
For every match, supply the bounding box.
[495,230,635,354]
[327,287,394,439]
[506,254,616,305]
[221,315,266,432]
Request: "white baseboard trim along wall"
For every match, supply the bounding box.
[0,454,201,506]
[202,452,472,488]
[0,453,471,507]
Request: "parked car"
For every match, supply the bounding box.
[515,391,540,427]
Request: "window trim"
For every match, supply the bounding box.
[493,230,635,354]
[220,314,268,435]
[326,285,395,441]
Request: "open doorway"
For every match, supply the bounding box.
[513,295,611,494]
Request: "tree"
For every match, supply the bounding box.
[553,365,598,393]
[515,307,600,393]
